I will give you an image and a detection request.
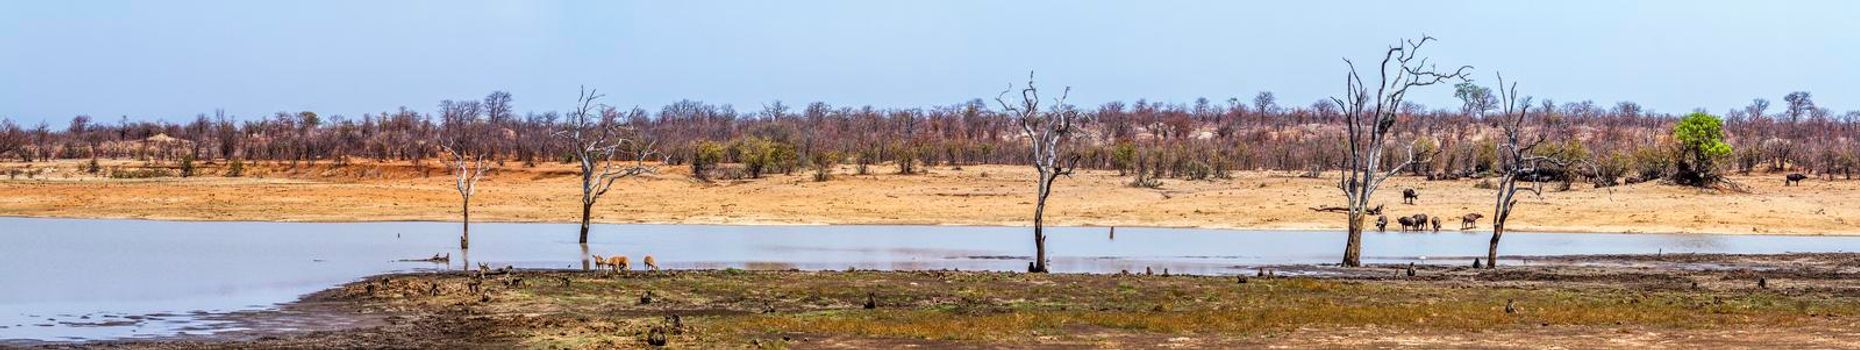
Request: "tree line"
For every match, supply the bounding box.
[1,91,1853,185]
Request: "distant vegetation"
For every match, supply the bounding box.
[0,89,1850,186]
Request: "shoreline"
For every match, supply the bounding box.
[2,213,1856,237]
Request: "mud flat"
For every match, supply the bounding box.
[22,253,1859,349]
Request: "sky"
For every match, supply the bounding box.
[2,0,1857,123]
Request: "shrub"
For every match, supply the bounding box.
[109,168,173,179]
[179,155,196,177]
[733,137,797,178]
[691,141,725,181]
[810,151,840,182]
[226,158,245,177]
[1110,143,1137,176]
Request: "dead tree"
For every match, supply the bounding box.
[996,72,1081,273]
[556,87,657,244]
[443,145,492,250]
[1486,73,1574,268]
[1332,37,1470,267]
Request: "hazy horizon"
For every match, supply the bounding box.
[4,0,1858,123]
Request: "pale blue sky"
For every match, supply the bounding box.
[2,1,1856,123]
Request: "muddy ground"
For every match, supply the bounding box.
[14,253,1859,349]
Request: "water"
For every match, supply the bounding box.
[3,217,1858,341]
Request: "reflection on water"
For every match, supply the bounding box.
[2,217,1858,341]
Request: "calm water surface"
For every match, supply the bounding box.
[3,217,1858,341]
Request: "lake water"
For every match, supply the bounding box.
[3,217,1859,342]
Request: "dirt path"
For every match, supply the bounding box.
[2,160,1855,235]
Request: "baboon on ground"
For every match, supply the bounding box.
[1460,213,1485,229]
[1402,188,1419,204]
[1786,173,1808,186]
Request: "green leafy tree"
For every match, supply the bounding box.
[1671,112,1732,187]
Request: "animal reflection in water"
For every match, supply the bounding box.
[592,254,661,272]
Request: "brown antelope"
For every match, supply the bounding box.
[643,255,660,272]
[608,255,629,272]
[591,255,606,269]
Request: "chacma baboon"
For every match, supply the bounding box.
[1461,213,1485,229]
[864,292,877,309]
[1402,188,1419,204]
[665,314,685,334]
[1430,216,1442,232]
[645,326,669,346]
[1376,215,1389,232]
[1785,173,1807,186]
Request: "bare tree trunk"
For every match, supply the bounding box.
[460,197,471,250]
[1342,213,1365,266]
[1487,222,1505,268]
[1031,172,1054,273]
[578,201,594,244]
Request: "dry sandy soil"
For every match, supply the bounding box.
[0,159,1854,235]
